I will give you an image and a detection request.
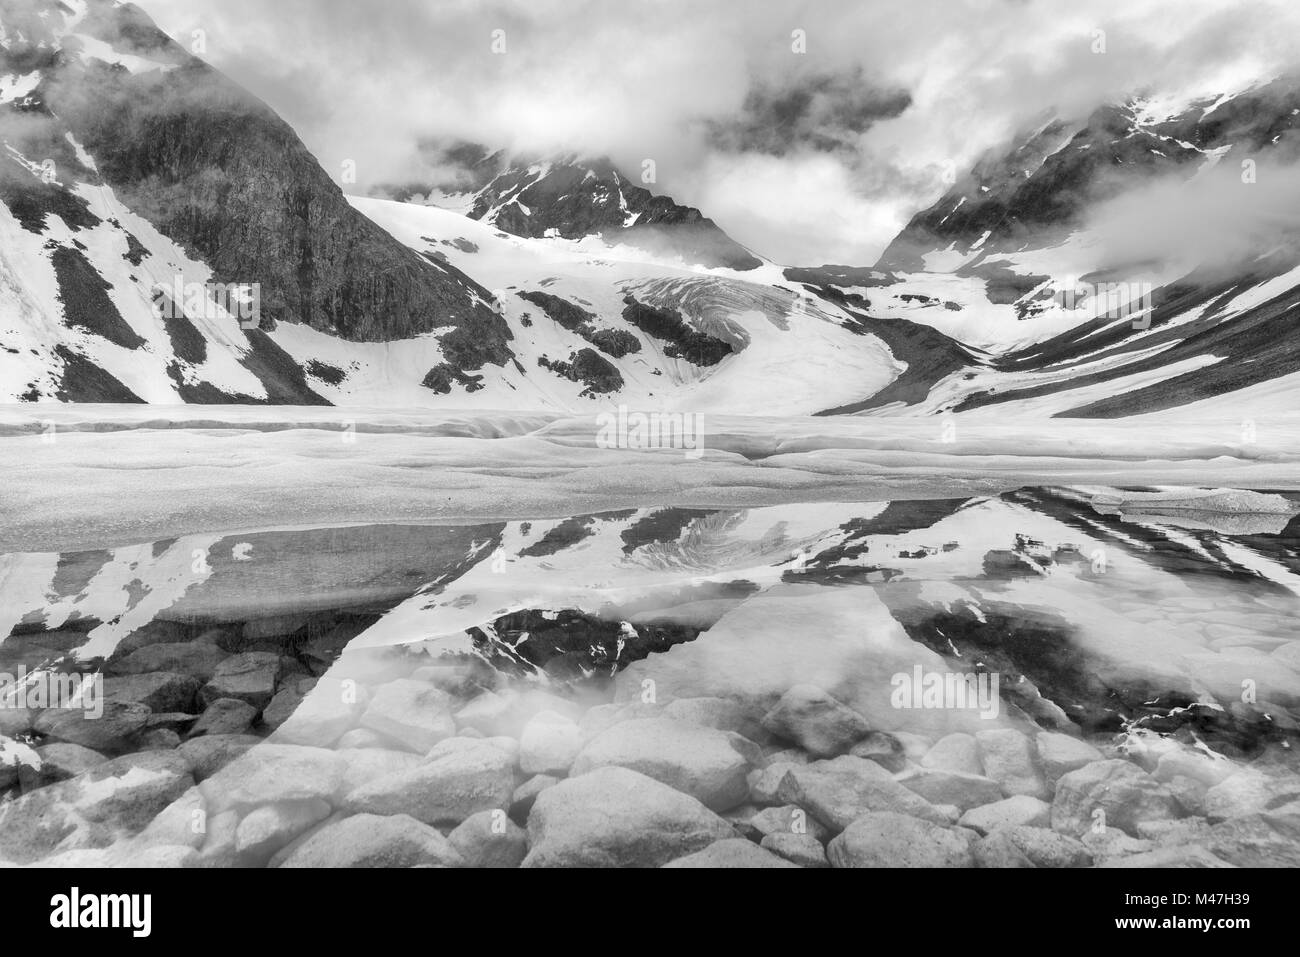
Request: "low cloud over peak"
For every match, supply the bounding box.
[138,0,1300,265]
[705,68,911,157]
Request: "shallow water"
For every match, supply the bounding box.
[3,486,1299,866]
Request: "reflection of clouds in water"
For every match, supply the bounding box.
[5,488,1300,866]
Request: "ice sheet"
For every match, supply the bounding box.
[2,405,1297,552]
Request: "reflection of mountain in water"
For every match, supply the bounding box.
[3,485,1300,867]
[4,488,1298,718]
[1089,488,1300,536]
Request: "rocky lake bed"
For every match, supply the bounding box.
[3,552,1298,868]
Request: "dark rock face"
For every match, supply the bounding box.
[2,0,509,373]
[51,246,144,349]
[470,608,702,681]
[517,289,598,335]
[52,344,143,402]
[55,65,498,348]
[537,348,624,396]
[517,291,597,336]
[810,285,977,415]
[159,301,208,365]
[304,359,346,386]
[587,328,640,359]
[0,159,102,234]
[518,291,642,360]
[232,330,332,405]
[621,296,733,366]
[469,157,761,271]
[421,363,484,395]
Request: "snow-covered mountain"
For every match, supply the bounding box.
[340,196,898,413]
[801,78,1300,417]
[880,78,1300,272]
[463,154,764,272]
[1,0,1297,420]
[384,148,763,272]
[0,0,900,413]
[7,490,1299,731]
[0,0,512,404]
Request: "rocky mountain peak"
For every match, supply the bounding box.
[878,75,1300,272]
[391,147,764,271]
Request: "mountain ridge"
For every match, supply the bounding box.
[1,0,1297,421]
[380,147,763,272]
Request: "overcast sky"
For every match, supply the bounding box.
[138,0,1300,266]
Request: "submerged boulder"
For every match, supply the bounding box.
[571,718,753,811]
[522,767,734,868]
[278,813,463,868]
[777,755,947,831]
[346,737,516,825]
[761,684,870,758]
[828,812,976,868]
[1051,759,1181,837]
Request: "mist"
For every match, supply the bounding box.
[1086,157,1300,274]
[136,0,1300,264]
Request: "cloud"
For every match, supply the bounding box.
[135,0,1300,265]
[705,68,911,156]
[1085,156,1300,273]
[690,151,915,267]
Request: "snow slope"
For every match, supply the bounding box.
[322,196,902,415]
